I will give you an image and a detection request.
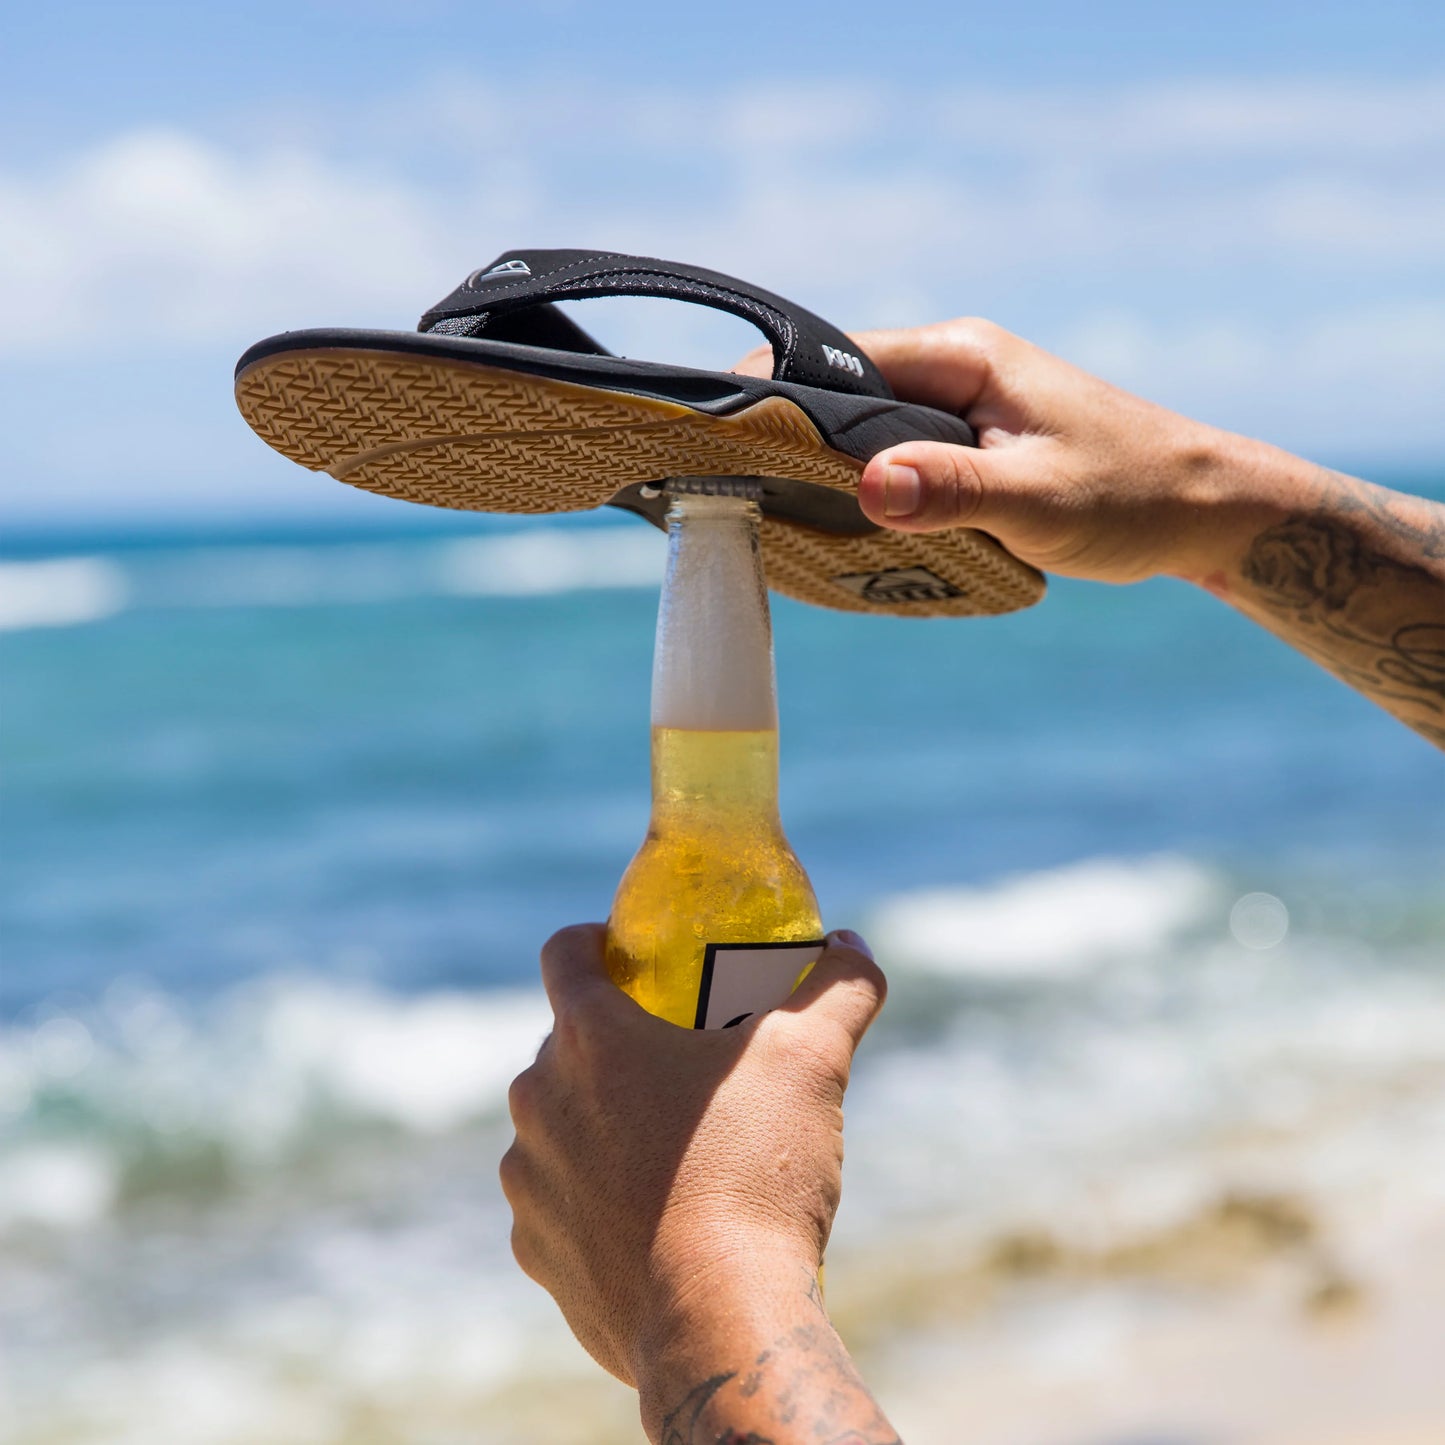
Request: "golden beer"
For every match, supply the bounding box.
[606,485,824,1028]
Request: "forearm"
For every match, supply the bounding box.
[1171,436,1445,748]
[637,1262,899,1445]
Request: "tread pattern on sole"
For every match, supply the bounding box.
[235,349,1046,618]
[236,353,659,469]
[757,517,1040,617]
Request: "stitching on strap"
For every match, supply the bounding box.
[546,268,798,363]
[438,254,809,377]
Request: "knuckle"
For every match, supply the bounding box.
[823,946,887,1009]
[509,1220,542,1281]
[773,1020,850,1090]
[549,1009,586,1059]
[933,447,984,525]
[540,922,587,967]
[498,1141,526,1203]
[507,1066,539,1125]
[851,955,889,1009]
[947,315,1003,352]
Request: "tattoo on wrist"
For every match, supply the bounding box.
[659,1374,750,1445]
[804,1267,827,1318]
[1238,472,1445,743]
[654,1267,904,1444]
[655,1334,902,1445]
[659,1373,781,1444]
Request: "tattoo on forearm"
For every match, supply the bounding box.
[1237,473,1445,745]
[659,1374,754,1445]
[804,1267,827,1318]
[655,1321,902,1445]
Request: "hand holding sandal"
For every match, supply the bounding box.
[235,249,1045,618]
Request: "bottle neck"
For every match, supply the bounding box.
[651,725,780,828]
[649,489,780,822]
[651,491,779,733]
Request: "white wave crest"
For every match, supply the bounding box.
[0,1142,119,1230]
[0,526,663,633]
[259,983,551,1134]
[0,978,553,1235]
[436,527,663,596]
[868,855,1221,979]
[0,557,129,631]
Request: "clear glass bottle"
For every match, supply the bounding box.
[606,482,824,1028]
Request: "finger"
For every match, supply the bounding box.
[538,923,617,1016]
[778,930,887,1050]
[857,439,1043,536]
[498,1137,529,1208]
[507,1062,540,1128]
[847,320,1004,414]
[730,342,775,378]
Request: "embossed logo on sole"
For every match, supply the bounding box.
[832,565,966,604]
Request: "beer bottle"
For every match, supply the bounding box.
[606,480,825,1028]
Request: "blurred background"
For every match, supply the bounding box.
[2,3,1443,1442]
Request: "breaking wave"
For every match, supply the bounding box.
[0,525,664,632]
[867,854,1222,979]
[0,557,130,631]
[0,978,550,1231]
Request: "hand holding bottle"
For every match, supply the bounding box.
[501,924,896,1441]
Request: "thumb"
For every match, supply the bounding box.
[538,922,624,1017]
[778,930,887,1050]
[858,440,1035,536]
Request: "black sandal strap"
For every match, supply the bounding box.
[418,248,893,400]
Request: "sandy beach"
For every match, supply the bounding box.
[465,1195,1445,1445]
[849,1206,1445,1445]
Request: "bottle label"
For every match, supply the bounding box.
[693,940,827,1030]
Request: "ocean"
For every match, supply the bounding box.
[2,497,1443,1444]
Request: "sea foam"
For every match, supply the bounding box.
[0,557,129,631]
[0,527,664,634]
[437,527,663,597]
[867,855,1221,979]
[0,978,552,1236]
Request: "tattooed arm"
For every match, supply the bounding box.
[736,322,1445,747]
[1215,466,1445,746]
[641,1266,898,1445]
[501,925,899,1445]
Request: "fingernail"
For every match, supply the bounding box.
[832,929,873,958]
[882,463,921,517]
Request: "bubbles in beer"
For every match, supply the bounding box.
[608,726,822,1027]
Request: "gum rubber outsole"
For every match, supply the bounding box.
[235,348,1046,618]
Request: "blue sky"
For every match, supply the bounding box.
[2,1,1442,525]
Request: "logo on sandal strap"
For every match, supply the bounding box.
[466,258,532,286]
[821,344,865,377]
[832,566,965,604]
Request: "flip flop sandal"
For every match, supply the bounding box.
[234,249,1045,617]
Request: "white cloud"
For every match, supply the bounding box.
[1057,302,1445,449]
[938,75,1445,162]
[1063,303,1445,390]
[0,131,461,347]
[2,76,1441,354]
[0,74,1441,516]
